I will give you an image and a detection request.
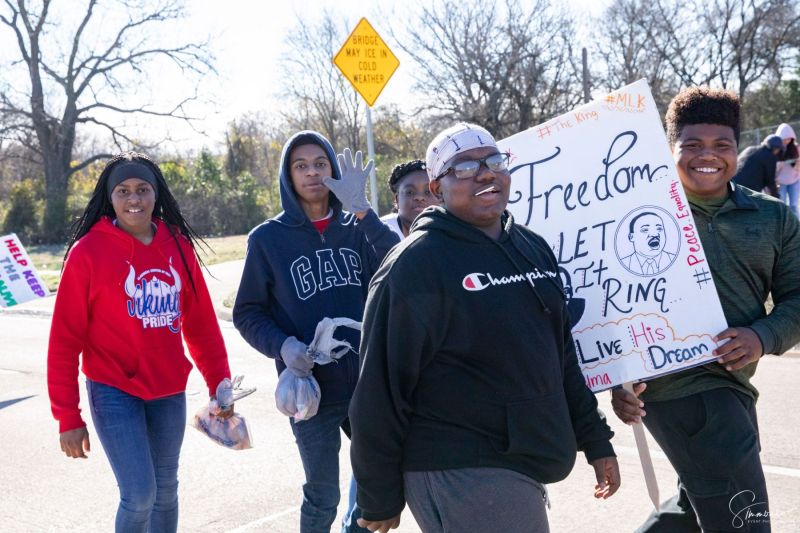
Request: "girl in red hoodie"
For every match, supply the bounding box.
[47,152,231,532]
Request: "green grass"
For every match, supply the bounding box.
[197,234,248,265]
[25,244,67,292]
[26,243,67,272]
[23,234,248,292]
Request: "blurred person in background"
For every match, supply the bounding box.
[733,134,783,197]
[381,159,440,239]
[775,123,800,218]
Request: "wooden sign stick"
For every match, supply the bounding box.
[623,381,660,511]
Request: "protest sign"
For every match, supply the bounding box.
[498,79,728,392]
[0,233,50,307]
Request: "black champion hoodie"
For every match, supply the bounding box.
[349,206,615,521]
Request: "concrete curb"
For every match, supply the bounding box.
[0,306,53,318]
[2,297,237,322]
[2,298,237,322]
[0,302,233,322]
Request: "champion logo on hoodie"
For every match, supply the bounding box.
[124,259,182,333]
[462,270,557,291]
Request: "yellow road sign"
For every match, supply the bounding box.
[333,18,400,107]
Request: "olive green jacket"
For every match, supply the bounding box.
[643,183,800,402]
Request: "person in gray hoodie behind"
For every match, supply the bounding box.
[233,131,400,533]
[775,123,800,217]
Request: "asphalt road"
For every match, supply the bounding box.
[1,313,798,532]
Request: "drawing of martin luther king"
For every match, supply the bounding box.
[619,211,676,276]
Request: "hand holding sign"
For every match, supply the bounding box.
[611,382,647,425]
[713,327,764,371]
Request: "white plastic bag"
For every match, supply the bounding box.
[192,376,256,450]
[275,317,362,421]
[306,317,362,364]
[192,405,253,450]
[275,370,321,421]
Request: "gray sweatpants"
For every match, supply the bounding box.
[403,467,550,533]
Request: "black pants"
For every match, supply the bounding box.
[636,388,770,533]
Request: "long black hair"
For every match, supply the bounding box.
[784,139,799,162]
[64,151,206,293]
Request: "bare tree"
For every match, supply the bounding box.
[700,0,800,104]
[592,0,681,112]
[370,104,428,160]
[594,0,800,120]
[392,0,581,138]
[0,0,214,240]
[636,0,722,89]
[224,115,276,181]
[278,10,363,151]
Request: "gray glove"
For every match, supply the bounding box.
[322,148,374,214]
[280,336,314,377]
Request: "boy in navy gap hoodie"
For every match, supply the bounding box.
[233,131,400,532]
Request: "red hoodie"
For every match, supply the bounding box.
[48,217,230,432]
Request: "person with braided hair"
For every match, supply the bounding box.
[47,152,232,533]
[380,159,440,238]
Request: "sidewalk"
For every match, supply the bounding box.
[0,259,244,322]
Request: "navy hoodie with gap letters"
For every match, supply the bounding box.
[232,131,400,404]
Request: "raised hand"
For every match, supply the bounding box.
[322,148,374,216]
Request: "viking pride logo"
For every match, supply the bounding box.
[124,260,182,333]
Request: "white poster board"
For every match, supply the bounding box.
[0,233,50,307]
[498,79,728,392]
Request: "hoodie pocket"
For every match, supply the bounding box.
[126,346,192,393]
[498,393,578,480]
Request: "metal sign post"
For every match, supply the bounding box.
[365,106,378,210]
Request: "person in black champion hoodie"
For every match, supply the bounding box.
[349,123,619,533]
[233,130,400,533]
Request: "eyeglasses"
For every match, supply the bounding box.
[398,189,434,198]
[435,153,510,180]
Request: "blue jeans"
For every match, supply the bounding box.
[779,181,799,218]
[289,400,369,533]
[87,380,186,533]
